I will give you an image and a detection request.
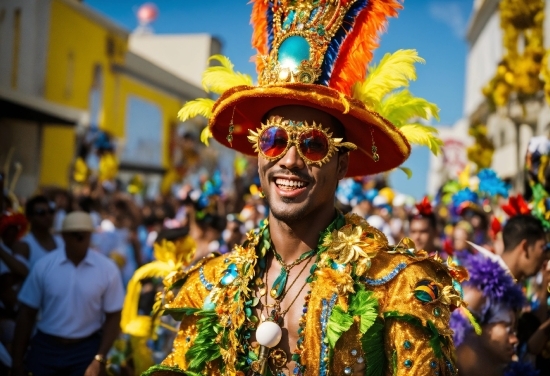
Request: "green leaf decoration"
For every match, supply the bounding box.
[326,305,354,348]
[163,307,201,321]
[398,166,413,179]
[362,320,385,376]
[427,320,443,358]
[186,310,222,372]
[141,364,187,376]
[349,288,379,334]
[392,349,398,376]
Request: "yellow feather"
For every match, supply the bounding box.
[202,55,253,94]
[458,164,471,189]
[352,49,424,107]
[120,261,173,335]
[460,306,482,335]
[201,126,213,146]
[398,124,443,156]
[379,89,439,126]
[177,98,215,122]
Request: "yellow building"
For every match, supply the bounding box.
[0,0,220,197]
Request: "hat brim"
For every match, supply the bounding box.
[209,83,411,177]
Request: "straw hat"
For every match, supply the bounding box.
[61,211,94,233]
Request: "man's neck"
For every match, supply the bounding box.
[66,249,87,266]
[500,251,524,281]
[268,207,337,263]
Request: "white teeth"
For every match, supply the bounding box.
[275,178,306,188]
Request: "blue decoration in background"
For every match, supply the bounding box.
[278,36,310,71]
[451,188,478,208]
[477,169,510,198]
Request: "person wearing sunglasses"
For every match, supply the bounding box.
[12,211,124,376]
[13,195,64,270]
[141,2,466,376]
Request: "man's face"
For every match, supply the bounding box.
[523,237,548,277]
[409,218,436,252]
[62,231,92,253]
[29,202,54,230]
[257,106,349,224]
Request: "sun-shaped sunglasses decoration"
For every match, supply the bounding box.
[247,116,357,167]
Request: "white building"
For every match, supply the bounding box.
[428,0,550,194]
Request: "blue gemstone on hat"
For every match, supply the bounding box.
[403,340,412,349]
[278,36,310,72]
[404,359,413,368]
[430,360,437,369]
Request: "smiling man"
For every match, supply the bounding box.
[144,1,464,376]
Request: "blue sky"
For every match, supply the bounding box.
[86,0,473,199]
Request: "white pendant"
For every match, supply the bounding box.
[256,321,282,348]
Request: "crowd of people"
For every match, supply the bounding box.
[1,156,550,375]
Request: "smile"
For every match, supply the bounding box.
[274,178,309,191]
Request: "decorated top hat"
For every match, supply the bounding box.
[180,0,441,177]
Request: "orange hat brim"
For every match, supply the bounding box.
[209,83,411,177]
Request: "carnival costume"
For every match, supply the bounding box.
[137,1,466,375]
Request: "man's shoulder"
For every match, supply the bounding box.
[32,249,63,270]
[87,249,120,271]
[368,248,457,285]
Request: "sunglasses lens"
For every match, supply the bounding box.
[259,127,288,158]
[298,129,329,162]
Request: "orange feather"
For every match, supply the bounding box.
[329,0,402,95]
[250,0,270,74]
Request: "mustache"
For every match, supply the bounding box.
[268,169,312,183]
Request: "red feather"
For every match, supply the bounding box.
[443,238,454,257]
[328,0,402,95]
[250,0,269,74]
[501,194,531,217]
[415,196,433,216]
[489,216,502,240]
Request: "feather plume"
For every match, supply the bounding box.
[250,0,269,57]
[329,0,402,95]
[202,55,253,94]
[318,0,369,86]
[398,124,443,156]
[201,127,213,146]
[378,89,439,126]
[178,98,215,122]
[352,49,424,107]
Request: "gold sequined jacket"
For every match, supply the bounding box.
[144,213,465,376]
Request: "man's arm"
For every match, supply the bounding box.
[83,310,121,376]
[12,303,38,375]
[0,241,29,278]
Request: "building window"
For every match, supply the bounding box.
[11,8,21,89]
[64,51,75,99]
[88,64,103,128]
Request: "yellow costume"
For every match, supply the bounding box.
[145,213,465,376]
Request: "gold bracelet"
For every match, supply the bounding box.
[94,354,106,364]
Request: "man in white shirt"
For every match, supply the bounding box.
[12,211,124,376]
[13,196,64,269]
